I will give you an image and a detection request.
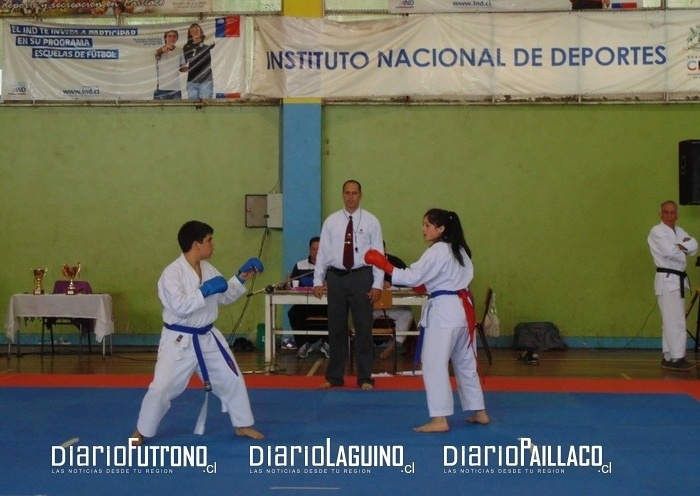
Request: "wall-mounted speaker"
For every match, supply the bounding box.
[679,140,700,205]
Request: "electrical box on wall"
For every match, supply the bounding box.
[267,193,283,228]
[245,194,283,228]
[245,195,267,228]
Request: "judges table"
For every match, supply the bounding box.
[4,294,114,357]
[264,288,427,367]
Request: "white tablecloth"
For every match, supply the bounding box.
[263,289,427,365]
[4,294,114,343]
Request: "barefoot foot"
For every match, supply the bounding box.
[130,430,144,446]
[466,410,490,425]
[236,426,265,440]
[413,417,449,433]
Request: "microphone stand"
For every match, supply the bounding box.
[246,270,315,297]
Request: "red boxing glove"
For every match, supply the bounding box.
[364,249,394,275]
[413,284,427,294]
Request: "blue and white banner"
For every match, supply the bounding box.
[3,18,245,100]
[0,0,213,16]
[250,12,700,98]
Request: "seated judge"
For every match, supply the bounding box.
[287,236,330,359]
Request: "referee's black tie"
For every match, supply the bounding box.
[343,216,354,270]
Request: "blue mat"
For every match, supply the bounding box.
[1,388,698,496]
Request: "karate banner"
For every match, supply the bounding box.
[3,18,245,100]
[250,11,700,99]
[388,0,570,13]
[0,0,213,16]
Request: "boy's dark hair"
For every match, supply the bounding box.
[177,220,213,252]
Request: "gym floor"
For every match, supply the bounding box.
[4,341,699,381]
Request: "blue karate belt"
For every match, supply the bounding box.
[164,322,238,392]
[413,289,475,367]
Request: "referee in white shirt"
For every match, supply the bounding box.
[313,180,384,390]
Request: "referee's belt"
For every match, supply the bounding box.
[328,266,371,276]
[656,267,688,298]
[164,322,238,392]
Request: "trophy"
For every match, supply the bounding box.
[32,268,48,295]
[61,262,81,295]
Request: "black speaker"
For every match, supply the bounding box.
[679,140,700,205]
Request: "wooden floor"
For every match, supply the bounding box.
[3,341,699,381]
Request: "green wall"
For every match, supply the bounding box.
[0,105,283,344]
[2,103,699,347]
[321,104,700,347]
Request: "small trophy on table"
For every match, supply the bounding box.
[32,268,48,295]
[61,262,81,295]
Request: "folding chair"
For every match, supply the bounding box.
[475,287,494,365]
[349,289,398,374]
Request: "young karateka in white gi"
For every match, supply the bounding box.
[365,208,490,432]
[647,200,698,371]
[132,220,264,445]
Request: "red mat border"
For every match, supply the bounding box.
[1,373,699,400]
